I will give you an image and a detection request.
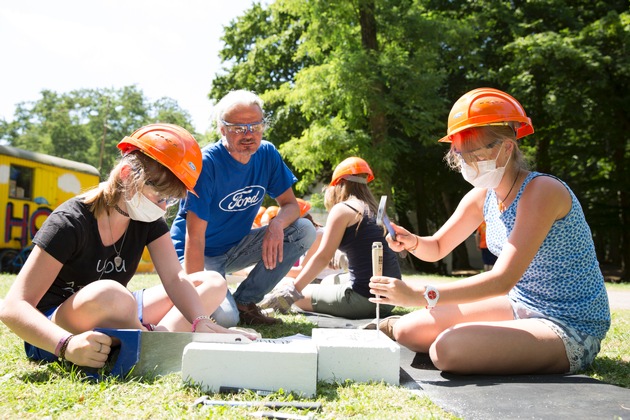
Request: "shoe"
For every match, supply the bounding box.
[377,316,400,341]
[237,302,283,325]
[258,283,304,314]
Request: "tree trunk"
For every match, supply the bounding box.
[358,0,388,157]
[612,123,629,281]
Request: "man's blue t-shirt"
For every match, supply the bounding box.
[170,140,297,257]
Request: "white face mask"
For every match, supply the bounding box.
[460,145,511,189]
[125,192,166,222]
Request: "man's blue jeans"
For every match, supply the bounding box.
[204,218,316,327]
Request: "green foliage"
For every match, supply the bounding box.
[0,86,196,178]
[211,1,468,274]
[497,8,630,273]
[211,0,630,276]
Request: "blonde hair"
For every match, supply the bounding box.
[81,152,187,217]
[444,125,528,172]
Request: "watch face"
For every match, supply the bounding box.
[427,290,438,300]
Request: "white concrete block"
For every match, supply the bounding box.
[181,339,318,397]
[312,328,400,385]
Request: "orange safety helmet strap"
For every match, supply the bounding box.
[330,157,375,186]
[117,123,202,196]
[438,88,534,143]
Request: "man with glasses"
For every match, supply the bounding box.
[170,90,316,326]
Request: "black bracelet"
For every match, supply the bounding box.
[58,334,74,360]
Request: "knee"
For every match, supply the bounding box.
[214,310,239,328]
[196,271,228,294]
[211,299,239,328]
[81,280,137,321]
[429,328,467,373]
[392,316,422,349]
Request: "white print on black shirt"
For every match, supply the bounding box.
[56,259,127,300]
[97,258,126,276]
[61,281,76,296]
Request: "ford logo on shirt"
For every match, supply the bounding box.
[219,185,265,212]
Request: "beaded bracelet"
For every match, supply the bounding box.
[191,315,216,332]
[56,334,74,360]
[54,336,66,358]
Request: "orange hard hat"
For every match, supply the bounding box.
[296,198,311,217]
[438,88,534,143]
[253,206,266,227]
[330,157,374,186]
[118,123,202,196]
[261,206,279,225]
[254,206,267,226]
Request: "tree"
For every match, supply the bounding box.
[211,0,478,272]
[470,3,630,279]
[232,1,625,277]
[0,86,196,177]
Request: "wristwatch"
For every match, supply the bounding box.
[423,285,439,309]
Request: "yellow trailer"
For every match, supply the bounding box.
[0,145,156,273]
[0,145,100,251]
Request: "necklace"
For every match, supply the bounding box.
[498,169,521,213]
[107,214,128,268]
[114,204,129,217]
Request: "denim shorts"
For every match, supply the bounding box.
[24,289,145,362]
[510,299,601,373]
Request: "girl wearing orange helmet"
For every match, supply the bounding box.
[260,157,401,319]
[0,123,254,369]
[282,198,347,288]
[370,88,610,375]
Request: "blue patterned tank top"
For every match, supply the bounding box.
[484,172,610,339]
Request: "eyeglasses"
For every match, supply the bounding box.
[145,181,179,207]
[220,119,266,135]
[455,140,502,162]
[157,197,179,207]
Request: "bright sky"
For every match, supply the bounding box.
[0,0,255,133]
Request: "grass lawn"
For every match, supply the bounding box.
[0,272,628,419]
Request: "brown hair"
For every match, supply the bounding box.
[81,151,187,217]
[324,175,379,227]
[302,212,322,228]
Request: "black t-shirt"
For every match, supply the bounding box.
[33,197,169,313]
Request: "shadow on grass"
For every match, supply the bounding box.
[585,356,630,389]
[316,380,345,401]
[18,356,169,386]
[253,314,319,338]
[18,361,61,383]
[18,360,105,384]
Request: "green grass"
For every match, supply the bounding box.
[604,281,630,292]
[1,273,628,419]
